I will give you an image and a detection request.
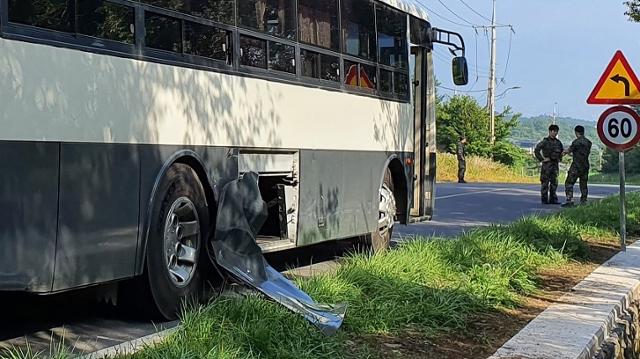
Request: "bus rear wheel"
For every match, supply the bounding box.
[371,170,396,252]
[144,163,210,320]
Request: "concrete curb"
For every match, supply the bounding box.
[79,326,178,359]
[80,262,340,358]
[489,240,640,359]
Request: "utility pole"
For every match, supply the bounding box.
[552,102,557,125]
[488,0,497,145]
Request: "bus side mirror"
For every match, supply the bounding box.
[452,56,468,86]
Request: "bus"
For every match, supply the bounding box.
[0,0,467,319]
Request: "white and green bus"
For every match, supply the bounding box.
[0,0,467,319]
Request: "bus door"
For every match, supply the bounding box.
[409,46,435,220]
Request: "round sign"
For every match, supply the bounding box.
[597,106,640,152]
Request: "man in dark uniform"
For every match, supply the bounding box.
[457,135,467,183]
[534,125,564,204]
[562,125,592,207]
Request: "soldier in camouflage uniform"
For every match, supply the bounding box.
[457,136,467,183]
[534,125,564,204]
[562,126,592,207]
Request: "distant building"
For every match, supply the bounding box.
[513,140,537,155]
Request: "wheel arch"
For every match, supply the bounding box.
[134,150,218,276]
[379,155,410,225]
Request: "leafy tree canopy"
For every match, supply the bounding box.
[435,94,532,168]
[436,95,520,156]
[626,0,640,22]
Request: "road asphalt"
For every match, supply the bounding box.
[0,182,633,356]
[395,182,634,238]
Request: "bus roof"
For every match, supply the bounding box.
[379,0,430,22]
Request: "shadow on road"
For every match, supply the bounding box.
[0,239,361,354]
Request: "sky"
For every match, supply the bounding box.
[430,0,640,121]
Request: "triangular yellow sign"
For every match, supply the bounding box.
[587,51,640,104]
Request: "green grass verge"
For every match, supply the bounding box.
[7,194,639,359]
[115,194,639,359]
[437,153,537,184]
[588,173,640,185]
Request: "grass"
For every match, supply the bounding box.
[114,193,639,359]
[0,341,73,359]
[588,173,640,185]
[437,153,537,184]
[7,194,638,359]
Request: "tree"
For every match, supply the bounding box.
[436,95,521,161]
[625,0,640,22]
[601,146,640,174]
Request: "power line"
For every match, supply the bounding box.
[457,0,492,22]
[432,51,491,76]
[437,85,488,93]
[500,26,515,83]
[435,0,482,27]
[417,2,476,28]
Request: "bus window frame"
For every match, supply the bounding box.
[0,0,412,104]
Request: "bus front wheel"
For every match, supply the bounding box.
[144,163,210,319]
[371,169,396,252]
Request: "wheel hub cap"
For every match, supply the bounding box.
[163,197,200,288]
[378,183,396,238]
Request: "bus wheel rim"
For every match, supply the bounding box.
[163,197,200,288]
[378,183,396,238]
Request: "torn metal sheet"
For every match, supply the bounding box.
[209,172,346,335]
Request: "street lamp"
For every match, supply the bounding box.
[490,86,522,144]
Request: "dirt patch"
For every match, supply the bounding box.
[357,239,622,359]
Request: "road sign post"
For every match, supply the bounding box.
[595,106,640,251]
[588,51,640,251]
[619,151,627,251]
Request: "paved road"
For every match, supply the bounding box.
[395,182,634,238]
[0,182,632,356]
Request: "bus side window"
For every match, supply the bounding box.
[376,5,408,69]
[380,69,393,94]
[340,0,376,62]
[240,35,267,69]
[298,0,339,51]
[145,12,183,53]
[268,42,296,74]
[359,63,376,89]
[394,72,409,98]
[184,22,231,62]
[301,50,340,83]
[77,1,135,44]
[139,0,235,25]
[237,0,296,40]
[8,0,75,33]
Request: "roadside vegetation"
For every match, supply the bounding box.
[4,194,638,359]
[588,173,640,186]
[437,153,536,183]
[435,94,540,184]
[106,193,637,359]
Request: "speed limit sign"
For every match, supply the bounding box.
[597,106,640,152]
[596,105,640,251]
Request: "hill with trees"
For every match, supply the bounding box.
[509,115,604,170]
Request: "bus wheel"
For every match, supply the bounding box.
[371,170,396,252]
[145,163,209,320]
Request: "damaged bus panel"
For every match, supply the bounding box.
[210,172,346,335]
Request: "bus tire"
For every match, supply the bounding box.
[144,163,210,320]
[371,169,396,252]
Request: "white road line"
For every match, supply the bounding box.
[435,188,507,200]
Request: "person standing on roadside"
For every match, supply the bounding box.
[534,125,564,204]
[457,135,468,183]
[561,125,592,207]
